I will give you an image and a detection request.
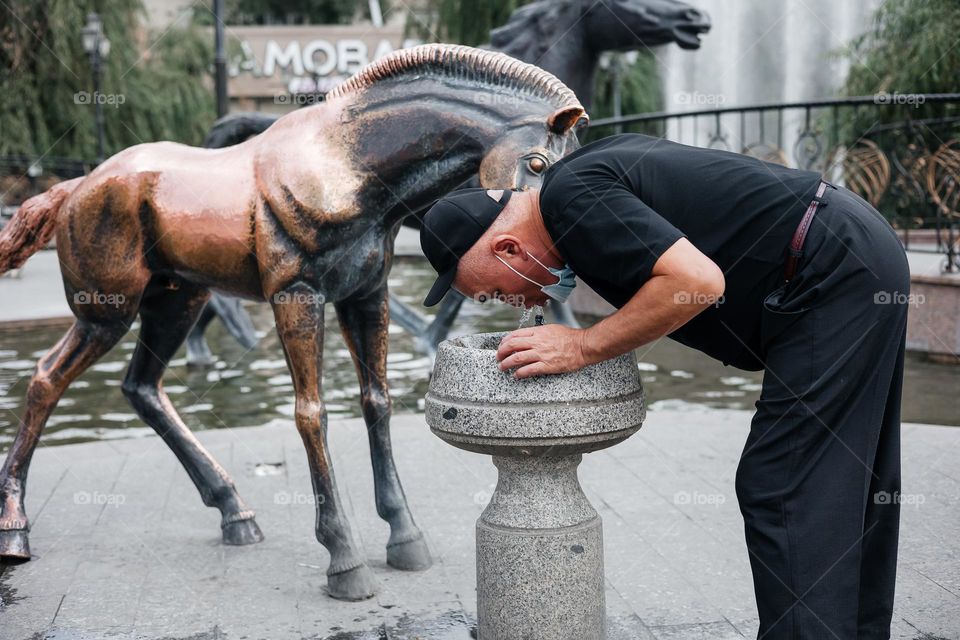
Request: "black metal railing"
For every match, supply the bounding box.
[589,93,960,272]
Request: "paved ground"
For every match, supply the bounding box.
[0,409,957,639]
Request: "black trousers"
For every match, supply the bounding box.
[736,184,910,639]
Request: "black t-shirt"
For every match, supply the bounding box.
[539,133,822,370]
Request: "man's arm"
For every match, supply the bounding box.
[496,238,724,378]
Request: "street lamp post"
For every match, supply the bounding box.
[213,0,228,118]
[81,12,111,165]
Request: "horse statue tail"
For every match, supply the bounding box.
[0,177,82,275]
[203,112,278,149]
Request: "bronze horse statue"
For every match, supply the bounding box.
[0,44,587,600]
[195,0,709,362]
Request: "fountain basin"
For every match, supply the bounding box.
[425,332,645,456]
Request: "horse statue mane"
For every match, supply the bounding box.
[328,43,582,110]
[489,0,576,64]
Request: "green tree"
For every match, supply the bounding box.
[839,0,960,140]
[196,0,370,26]
[834,0,960,227]
[585,53,664,141]
[413,0,526,47]
[844,0,960,98]
[0,0,215,161]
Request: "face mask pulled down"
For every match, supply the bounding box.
[495,252,577,304]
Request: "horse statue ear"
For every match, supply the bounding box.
[547,106,589,134]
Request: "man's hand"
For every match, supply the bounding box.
[496,324,588,378]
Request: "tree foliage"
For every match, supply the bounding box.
[0,0,215,160]
[413,0,527,47]
[584,53,664,141]
[838,0,960,140]
[843,0,960,99]
[834,0,960,227]
[197,0,369,26]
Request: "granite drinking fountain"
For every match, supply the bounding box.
[425,332,646,639]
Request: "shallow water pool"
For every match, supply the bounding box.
[0,257,956,450]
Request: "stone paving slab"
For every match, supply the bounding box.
[0,410,957,639]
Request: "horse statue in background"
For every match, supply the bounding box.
[0,44,587,601]
[194,0,710,362]
[491,0,710,109]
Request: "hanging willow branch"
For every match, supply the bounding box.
[0,0,215,160]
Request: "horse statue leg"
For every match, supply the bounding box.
[121,278,263,545]
[185,293,259,367]
[387,290,465,362]
[185,302,217,366]
[420,291,466,353]
[0,317,132,561]
[388,289,581,361]
[548,300,581,328]
[335,285,432,571]
[272,282,378,601]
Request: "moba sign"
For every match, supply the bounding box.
[224,25,421,99]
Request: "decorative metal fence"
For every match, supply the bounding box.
[589,94,960,272]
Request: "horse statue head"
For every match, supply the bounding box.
[491,0,711,108]
[321,44,588,219]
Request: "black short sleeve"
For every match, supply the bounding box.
[541,181,686,307]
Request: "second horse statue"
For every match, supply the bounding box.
[0,44,587,600]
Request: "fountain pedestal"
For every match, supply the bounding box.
[425,332,645,639]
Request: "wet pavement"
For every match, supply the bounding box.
[0,410,957,639]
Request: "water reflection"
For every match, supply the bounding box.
[0,257,956,449]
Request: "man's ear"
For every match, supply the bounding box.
[491,234,522,258]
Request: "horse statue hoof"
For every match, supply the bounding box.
[327,564,378,601]
[221,515,264,546]
[186,354,217,368]
[0,529,31,563]
[386,533,433,571]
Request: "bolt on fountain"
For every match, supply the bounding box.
[426,332,645,639]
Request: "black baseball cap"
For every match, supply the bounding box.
[420,188,514,306]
